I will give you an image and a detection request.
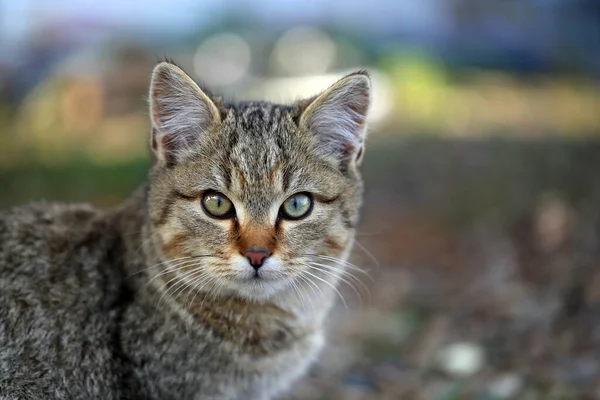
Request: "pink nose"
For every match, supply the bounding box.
[244,247,270,269]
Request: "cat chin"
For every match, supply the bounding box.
[222,278,292,303]
[232,283,284,303]
[205,277,285,303]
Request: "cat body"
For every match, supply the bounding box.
[0,200,324,400]
[0,62,371,399]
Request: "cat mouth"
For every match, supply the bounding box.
[246,271,275,281]
[233,269,284,286]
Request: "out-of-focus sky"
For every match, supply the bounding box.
[2,0,598,70]
[0,0,443,47]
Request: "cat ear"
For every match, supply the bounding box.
[299,71,371,167]
[149,62,221,166]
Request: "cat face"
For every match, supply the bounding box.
[146,62,370,302]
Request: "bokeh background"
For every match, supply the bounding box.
[1,1,600,399]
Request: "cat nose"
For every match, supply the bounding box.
[244,247,270,269]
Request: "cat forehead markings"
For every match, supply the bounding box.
[217,103,297,196]
[225,103,291,161]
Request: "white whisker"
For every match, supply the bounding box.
[169,269,210,303]
[153,265,205,312]
[353,239,380,268]
[128,255,217,278]
[289,278,309,312]
[303,254,372,277]
[199,276,223,311]
[297,274,322,302]
[147,268,208,328]
[140,259,205,294]
[302,270,348,311]
[306,261,370,295]
[126,255,195,278]
[184,271,219,307]
[189,275,218,310]
[304,263,368,305]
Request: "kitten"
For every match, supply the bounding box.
[0,61,371,399]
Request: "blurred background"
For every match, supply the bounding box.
[1,0,600,398]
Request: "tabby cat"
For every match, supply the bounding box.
[0,61,371,399]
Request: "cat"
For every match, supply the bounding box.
[0,61,371,400]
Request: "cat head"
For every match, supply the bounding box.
[146,61,370,302]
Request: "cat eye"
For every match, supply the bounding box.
[201,191,235,219]
[280,193,313,220]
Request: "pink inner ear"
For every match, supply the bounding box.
[355,146,364,161]
[161,133,181,154]
[151,129,158,151]
[335,139,359,163]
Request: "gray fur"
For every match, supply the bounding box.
[0,61,371,399]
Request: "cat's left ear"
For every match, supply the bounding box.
[149,62,221,167]
[299,71,371,168]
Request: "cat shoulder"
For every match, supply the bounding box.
[0,202,103,270]
[0,202,101,236]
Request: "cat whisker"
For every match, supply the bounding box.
[296,282,309,312]
[289,278,310,313]
[305,260,370,288]
[153,266,205,313]
[205,279,227,309]
[353,239,380,268]
[136,255,225,300]
[169,269,211,305]
[295,274,321,301]
[154,262,213,307]
[127,255,218,278]
[306,254,366,271]
[302,254,373,281]
[183,272,214,308]
[305,261,370,297]
[128,256,197,279]
[199,274,225,311]
[303,264,362,304]
[135,259,201,302]
[355,230,385,237]
[138,258,206,294]
[297,274,324,311]
[188,274,219,310]
[301,269,348,311]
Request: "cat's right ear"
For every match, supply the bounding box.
[149,62,221,167]
[298,71,371,170]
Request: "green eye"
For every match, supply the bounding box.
[281,193,313,220]
[201,192,234,219]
